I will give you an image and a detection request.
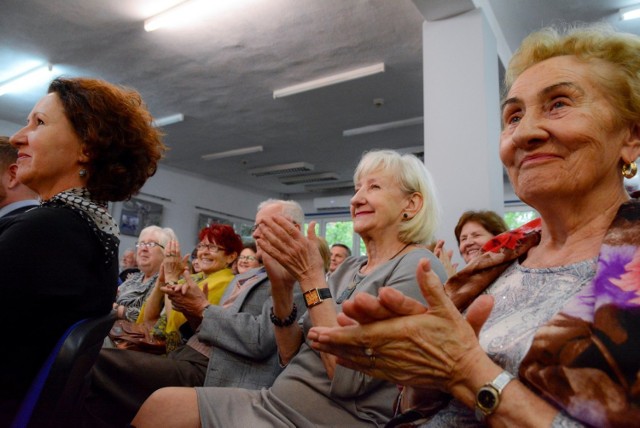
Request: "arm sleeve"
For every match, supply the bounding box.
[198,281,306,360]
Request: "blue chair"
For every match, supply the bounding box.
[11,311,116,428]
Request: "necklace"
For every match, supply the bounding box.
[336,242,413,304]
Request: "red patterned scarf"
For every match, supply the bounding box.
[445,200,640,426]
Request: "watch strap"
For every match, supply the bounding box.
[475,370,515,422]
[303,288,332,308]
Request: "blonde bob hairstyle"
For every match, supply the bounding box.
[353,149,440,245]
[505,23,640,127]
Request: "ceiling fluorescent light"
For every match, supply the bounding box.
[248,162,314,177]
[343,116,423,137]
[620,5,640,20]
[201,145,263,161]
[144,0,199,32]
[0,64,53,96]
[152,113,184,128]
[305,181,354,193]
[280,172,339,185]
[273,63,385,99]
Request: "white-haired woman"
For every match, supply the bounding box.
[133,150,447,427]
[113,226,177,322]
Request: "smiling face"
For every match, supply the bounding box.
[237,247,260,274]
[197,236,236,274]
[458,221,496,263]
[9,93,88,199]
[350,168,410,240]
[136,229,164,277]
[500,55,640,208]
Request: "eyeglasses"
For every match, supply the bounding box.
[196,243,225,253]
[136,241,165,249]
[238,255,257,262]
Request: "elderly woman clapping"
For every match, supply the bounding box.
[130,150,447,427]
[309,25,640,427]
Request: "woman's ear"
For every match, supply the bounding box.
[621,122,640,164]
[225,252,238,266]
[78,145,90,163]
[404,192,423,218]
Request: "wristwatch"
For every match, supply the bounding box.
[303,288,332,308]
[475,370,515,422]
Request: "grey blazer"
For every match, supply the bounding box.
[198,267,305,389]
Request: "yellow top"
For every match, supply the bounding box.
[165,267,234,333]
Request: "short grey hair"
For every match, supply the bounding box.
[354,149,441,245]
[139,225,177,248]
[257,199,304,225]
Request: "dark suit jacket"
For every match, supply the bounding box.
[0,202,38,219]
[199,268,305,389]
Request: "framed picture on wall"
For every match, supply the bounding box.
[196,213,253,243]
[120,198,164,237]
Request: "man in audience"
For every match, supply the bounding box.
[118,247,140,283]
[328,243,351,275]
[80,199,306,427]
[0,136,38,218]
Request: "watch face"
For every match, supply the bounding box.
[478,387,498,411]
[305,290,321,306]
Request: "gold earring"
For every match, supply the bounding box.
[622,161,637,179]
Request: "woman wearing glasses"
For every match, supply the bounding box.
[236,242,262,274]
[112,226,177,322]
[140,223,243,352]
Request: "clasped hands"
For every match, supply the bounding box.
[160,240,209,317]
[254,215,325,290]
[307,258,495,394]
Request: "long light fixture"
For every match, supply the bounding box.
[343,116,423,137]
[280,172,339,185]
[620,5,640,20]
[145,0,198,32]
[0,64,53,96]
[144,0,250,31]
[273,63,385,99]
[151,113,184,128]
[201,145,263,161]
[248,162,314,177]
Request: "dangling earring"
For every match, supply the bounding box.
[622,162,637,179]
[403,213,409,219]
[79,169,87,178]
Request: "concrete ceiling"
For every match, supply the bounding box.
[1,0,639,199]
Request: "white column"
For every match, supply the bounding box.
[421,8,503,268]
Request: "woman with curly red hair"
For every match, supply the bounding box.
[1,77,165,422]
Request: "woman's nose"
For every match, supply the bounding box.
[511,112,549,147]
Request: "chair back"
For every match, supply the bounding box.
[11,311,116,428]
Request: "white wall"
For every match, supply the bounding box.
[112,166,279,257]
[422,9,503,269]
[0,119,21,136]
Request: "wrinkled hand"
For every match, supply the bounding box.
[433,240,458,278]
[163,240,186,282]
[254,216,324,284]
[161,270,209,317]
[308,258,494,392]
[263,252,296,295]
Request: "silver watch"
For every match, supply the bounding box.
[475,370,515,422]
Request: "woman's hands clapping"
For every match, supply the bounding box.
[307,258,495,395]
